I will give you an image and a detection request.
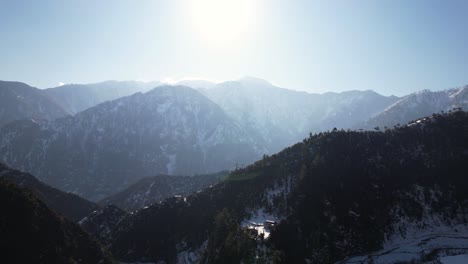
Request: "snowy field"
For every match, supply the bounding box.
[337,228,468,264]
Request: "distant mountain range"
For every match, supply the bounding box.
[44,80,161,114]
[0,81,69,127]
[203,77,400,152]
[362,87,468,129]
[0,78,466,201]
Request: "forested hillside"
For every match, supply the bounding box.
[104,110,468,263]
[0,163,99,222]
[0,179,113,263]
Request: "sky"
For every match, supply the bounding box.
[0,0,467,95]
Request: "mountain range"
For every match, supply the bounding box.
[0,85,262,200]
[362,87,468,129]
[44,80,161,114]
[203,77,400,152]
[0,78,466,202]
[0,75,467,263]
[0,81,69,127]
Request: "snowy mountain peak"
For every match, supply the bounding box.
[172,79,217,90]
[238,76,274,87]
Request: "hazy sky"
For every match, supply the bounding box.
[1,0,467,95]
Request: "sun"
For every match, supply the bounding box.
[188,0,254,44]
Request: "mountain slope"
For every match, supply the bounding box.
[362,86,468,129]
[79,204,128,245]
[0,178,113,264]
[44,80,161,114]
[0,81,68,127]
[99,171,227,212]
[0,163,99,222]
[204,77,398,152]
[0,85,263,200]
[106,110,468,263]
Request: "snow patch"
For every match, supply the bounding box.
[338,185,468,264]
[176,240,207,264]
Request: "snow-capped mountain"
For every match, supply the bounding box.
[362,86,468,129]
[0,81,69,127]
[44,80,162,114]
[0,85,263,201]
[203,77,319,152]
[173,79,217,90]
[99,171,227,212]
[314,89,400,131]
[203,77,399,153]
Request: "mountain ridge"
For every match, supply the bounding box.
[98,171,227,212]
[0,80,69,127]
[44,80,162,114]
[0,163,99,222]
[0,85,263,200]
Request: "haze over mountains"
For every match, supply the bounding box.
[1,77,467,263]
[0,85,261,200]
[0,81,69,126]
[44,80,162,114]
[363,88,468,129]
[0,77,467,201]
[203,77,401,152]
[3,0,468,262]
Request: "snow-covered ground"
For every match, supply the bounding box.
[245,223,270,239]
[338,232,468,263]
[176,240,207,264]
[338,185,468,264]
[440,254,468,264]
[337,220,468,264]
[242,208,281,239]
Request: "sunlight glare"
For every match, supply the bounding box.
[188,0,254,44]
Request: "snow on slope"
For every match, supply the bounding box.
[204,77,398,153]
[363,86,468,129]
[338,185,468,264]
[99,172,226,211]
[44,80,161,114]
[0,81,69,127]
[0,85,263,201]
